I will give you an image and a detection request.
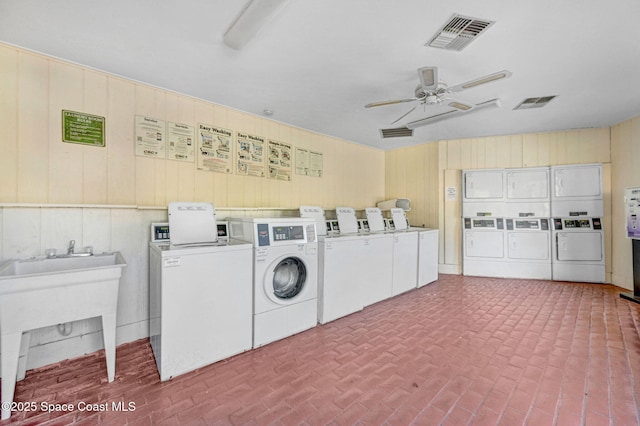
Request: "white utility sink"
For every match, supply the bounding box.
[0,252,126,420]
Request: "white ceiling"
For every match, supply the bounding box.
[2,0,640,150]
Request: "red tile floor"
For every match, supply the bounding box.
[3,274,640,425]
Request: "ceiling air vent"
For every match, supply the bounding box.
[427,14,495,51]
[513,96,557,110]
[380,127,414,139]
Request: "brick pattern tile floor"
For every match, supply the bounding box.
[3,275,640,425]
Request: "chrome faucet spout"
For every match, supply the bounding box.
[68,240,75,255]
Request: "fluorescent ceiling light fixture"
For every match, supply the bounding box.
[223,0,290,50]
[406,98,501,129]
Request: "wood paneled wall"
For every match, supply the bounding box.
[0,43,385,209]
[610,115,640,290]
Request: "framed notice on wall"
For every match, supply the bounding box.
[295,147,323,177]
[135,115,166,158]
[62,110,105,147]
[167,121,195,162]
[236,132,266,177]
[267,140,292,181]
[197,124,233,173]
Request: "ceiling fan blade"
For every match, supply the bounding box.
[448,70,512,93]
[417,66,438,90]
[365,97,417,108]
[390,106,417,125]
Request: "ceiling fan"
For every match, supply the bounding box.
[365,66,512,127]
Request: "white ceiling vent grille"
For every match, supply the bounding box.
[514,96,557,110]
[427,14,495,51]
[380,127,414,138]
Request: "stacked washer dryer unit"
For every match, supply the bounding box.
[550,163,605,283]
[504,167,553,280]
[462,169,508,277]
[380,207,419,296]
[228,216,318,348]
[149,202,253,381]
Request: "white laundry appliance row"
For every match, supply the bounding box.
[462,163,605,283]
[301,206,439,325]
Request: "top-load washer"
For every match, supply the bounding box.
[304,207,393,324]
[551,217,605,283]
[149,202,253,381]
[381,208,419,296]
[228,217,318,348]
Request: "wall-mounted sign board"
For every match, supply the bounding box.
[62,110,105,147]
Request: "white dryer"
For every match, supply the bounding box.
[228,217,318,348]
[551,217,605,283]
[462,168,506,217]
[505,167,551,218]
[462,217,506,278]
[551,163,604,217]
[504,218,552,280]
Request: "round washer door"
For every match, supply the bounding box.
[268,256,307,303]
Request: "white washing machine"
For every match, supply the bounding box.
[408,227,440,287]
[462,217,506,278]
[149,203,253,381]
[504,218,552,280]
[551,163,604,217]
[505,167,551,218]
[228,217,318,348]
[551,217,605,283]
[463,168,506,217]
[383,208,418,296]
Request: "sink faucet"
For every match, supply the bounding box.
[67,240,75,255]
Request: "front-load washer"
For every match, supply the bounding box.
[463,217,506,278]
[551,217,605,283]
[504,218,552,280]
[228,217,318,348]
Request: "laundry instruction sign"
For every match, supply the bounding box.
[62,110,105,147]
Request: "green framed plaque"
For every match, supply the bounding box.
[62,110,105,147]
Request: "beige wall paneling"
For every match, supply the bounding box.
[226,109,245,207]
[610,116,640,290]
[443,169,461,272]
[107,77,136,205]
[82,70,109,205]
[191,100,215,205]
[522,133,539,167]
[19,52,50,203]
[49,60,85,204]
[494,135,511,168]
[508,135,523,167]
[206,103,228,206]
[134,85,164,206]
[0,45,18,202]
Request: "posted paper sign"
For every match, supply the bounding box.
[135,115,166,158]
[236,132,266,177]
[197,124,233,173]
